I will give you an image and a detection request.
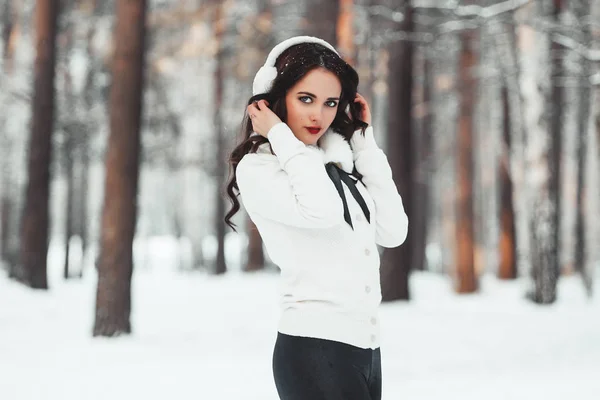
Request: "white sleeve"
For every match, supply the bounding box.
[236,122,344,229]
[350,126,409,248]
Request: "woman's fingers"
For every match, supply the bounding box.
[248,99,280,137]
[248,103,260,118]
[248,100,268,115]
[353,93,372,124]
[355,94,369,108]
[255,99,269,111]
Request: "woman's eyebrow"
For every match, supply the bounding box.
[297,91,340,101]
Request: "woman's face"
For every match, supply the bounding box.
[284,67,342,146]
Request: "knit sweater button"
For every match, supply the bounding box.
[356,214,362,222]
[364,248,370,256]
[370,317,377,325]
[371,334,376,342]
[365,286,371,294]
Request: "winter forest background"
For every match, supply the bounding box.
[1,0,600,399]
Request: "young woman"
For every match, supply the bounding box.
[225,36,409,400]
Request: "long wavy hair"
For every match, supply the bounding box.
[224,42,368,230]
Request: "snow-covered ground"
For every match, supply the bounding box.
[1,249,599,400]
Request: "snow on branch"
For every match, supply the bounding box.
[363,4,405,23]
[524,17,600,62]
[412,0,530,19]
[551,33,600,62]
[371,30,433,47]
[436,19,481,35]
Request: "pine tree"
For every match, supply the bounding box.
[528,0,563,304]
[94,0,148,336]
[19,0,60,288]
[380,0,414,301]
[454,25,478,294]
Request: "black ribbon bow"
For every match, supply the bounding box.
[325,163,371,230]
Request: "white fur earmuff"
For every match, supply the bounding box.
[252,36,340,96]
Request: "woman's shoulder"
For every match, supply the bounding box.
[237,146,279,177]
[236,149,287,199]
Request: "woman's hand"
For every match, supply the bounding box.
[247,100,282,138]
[354,93,372,126]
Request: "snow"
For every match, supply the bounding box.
[1,239,599,400]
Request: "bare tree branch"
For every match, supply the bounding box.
[368,4,404,23]
[371,30,432,47]
[436,19,481,35]
[551,33,600,62]
[412,0,530,19]
[354,4,405,23]
[518,16,600,62]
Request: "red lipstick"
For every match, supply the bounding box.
[306,126,321,135]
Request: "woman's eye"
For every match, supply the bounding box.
[299,96,312,103]
[326,101,338,108]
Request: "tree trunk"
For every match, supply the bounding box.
[455,28,478,294]
[0,201,9,266]
[528,0,562,304]
[75,129,90,278]
[547,0,562,280]
[380,1,413,301]
[597,111,600,262]
[62,13,76,280]
[411,47,432,272]
[581,0,599,297]
[491,15,526,280]
[336,0,354,64]
[498,85,517,279]
[0,0,18,271]
[272,0,339,44]
[245,217,265,271]
[19,0,60,289]
[305,0,339,44]
[354,0,375,106]
[78,0,100,278]
[213,1,227,275]
[573,0,592,296]
[1,200,19,271]
[64,131,74,280]
[93,0,147,336]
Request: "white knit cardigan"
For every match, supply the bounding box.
[236,122,409,349]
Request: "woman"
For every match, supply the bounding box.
[225,36,408,400]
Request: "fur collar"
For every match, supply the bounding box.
[254,129,354,174]
[315,130,354,173]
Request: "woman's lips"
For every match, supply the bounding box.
[306,127,321,134]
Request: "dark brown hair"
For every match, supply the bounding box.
[224,42,368,230]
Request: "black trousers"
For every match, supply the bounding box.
[272,332,382,400]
